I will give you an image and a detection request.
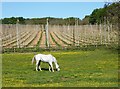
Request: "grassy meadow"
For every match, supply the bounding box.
[2,48,118,87]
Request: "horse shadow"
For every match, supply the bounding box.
[33,68,57,71]
[41,68,49,71]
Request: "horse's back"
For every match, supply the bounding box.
[35,54,54,62]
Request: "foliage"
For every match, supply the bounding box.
[89,8,106,24]
[2,17,81,25]
[89,2,120,24]
[80,15,90,25]
[2,17,25,24]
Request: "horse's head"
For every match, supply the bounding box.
[57,67,60,71]
[53,56,60,71]
[56,64,60,71]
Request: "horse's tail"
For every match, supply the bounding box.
[32,56,36,65]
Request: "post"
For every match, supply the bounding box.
[107,20,110,45]
[75,18,79,46]
[84,25,87,47]
[46,18,49,48]
[99,24,102,45]
[16,19,19,48]
[73,26,75,46]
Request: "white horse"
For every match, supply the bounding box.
[32,54,60,72]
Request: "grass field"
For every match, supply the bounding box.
[2,48,118,87]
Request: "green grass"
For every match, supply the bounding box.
[2,49,118,87]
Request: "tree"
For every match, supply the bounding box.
[89,2,120,25]
[2,17,25,24]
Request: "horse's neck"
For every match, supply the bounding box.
[54,61,59,68]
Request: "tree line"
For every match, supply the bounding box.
[1,17,82,25]
[1,2,119,25]
[89,2,120,25]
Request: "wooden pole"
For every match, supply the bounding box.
[100,24,102,45]
[46,18,49,48]
[16,19,19,48]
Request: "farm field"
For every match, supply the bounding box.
[2,49,118,87]
[1,24,118,50]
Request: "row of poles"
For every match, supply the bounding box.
[15,18,96,48]
[45,18,79,48]
[16,18,51,48]
[15,18,118,48]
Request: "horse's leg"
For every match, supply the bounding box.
[39,66,42,71]
[49,62,54,72]
[36,60,39,71]
[49,65,51,72]
[38,61,42,71]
